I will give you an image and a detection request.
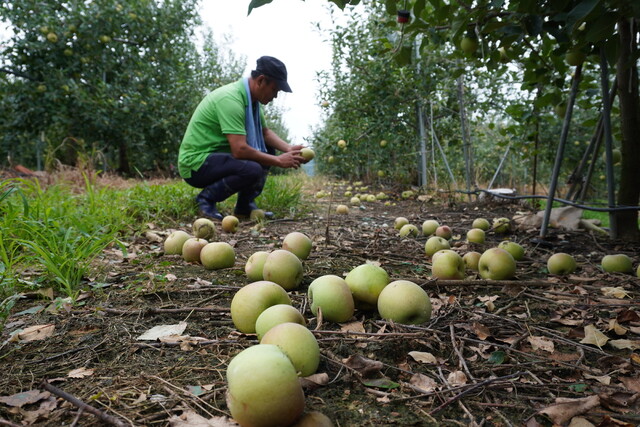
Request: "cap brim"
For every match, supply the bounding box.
[276,79,292,93]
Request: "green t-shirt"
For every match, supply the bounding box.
[178,79,266,179]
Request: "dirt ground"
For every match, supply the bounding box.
[1,183,639,427]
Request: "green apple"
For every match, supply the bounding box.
[200,242,235,270]
[230,281,292,334]
[401,190,415,199]
[46,32,58,43]
[300,147,315,162]
[460,37,479,54]
[163,230,191,255]
[337,139,347,148]
[261,322,320,377]
[399,224,419,238]
[250,209,266,221]
[365,194,376,202]
[336,204,349,214]
[472,218,490,231]
[394,217,409,230]
[343,190,353,197]
[226,344,305,427]
[466,228,485,244]
[327,155,335,164]
[546,252,577,275]
[462,251,481,271]
[601,254,633,273]
[255,304,306,341]
[181,237,208,263]
[431,250,465,280]
[262,249,304,291]
[425,236,451,257]
[478,248,516,280]
[422,219,439,236]
[375,192,387,200]
[307,275,355,323]
[377,280,432,325]
[292,411,334,427]
[380,140,388,147]
[435,225,452,240]
[350,196,361,206]
[192,217,216,239]
[245,251,270,281]
[565,50,585,66]
[345,264,390,310]
[498,241,525,261]
[221,215,239,233]
[282,232,312,260]
[492,217,511,234]
[555,103,567,118]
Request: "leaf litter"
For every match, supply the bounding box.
[1,187,639,426]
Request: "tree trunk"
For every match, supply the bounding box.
[615,17,640,241]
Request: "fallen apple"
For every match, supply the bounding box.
[435,225,453,240]
[226,344,305,427]
[350,196,361,206]
[250,209,266,221]
[307,275,355,323]
[365,194,376,202]
[462,251,481,271]
[181,237,208,263]
[399,224,419,238]
[466,228,485,244]
[424,236,451,257]
[230,281,292,334]
[345,263,390,310]
[498,241,525,261]
[282,232,313,260]
[478,247,516,280]
[262,249,304,291]
[301,147,315,161]
[200,241,235,270]
[421,219,439,236]
[163,230,191,255]
[394,217,409,230]
[336,204,349,214]
[261,322,320,377]
[377,280,432,325]
[192,217,216,239]
[245,251,270,281]
[255,304,306,341]
[401,190,415,199]
[292,411,334,427]
[601,254,633,274]
[472,218,490,231]
[546,252,577,275]
[431,249,465,280]
[492,217,511,234]
[221,215,239,233]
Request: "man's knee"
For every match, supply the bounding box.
[239,160,266,181]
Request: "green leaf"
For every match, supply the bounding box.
[363,378,400,389]
[569,383,588,393]
[565,0,601,31]
[488,351,506,365]
[584,12,616,43]
[384,0,397,15]
[247,0,274,15]
[394,45,413,66]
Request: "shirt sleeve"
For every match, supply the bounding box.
[217,93,247,135]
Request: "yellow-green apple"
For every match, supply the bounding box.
[565,49,585,66]
[422,219,439,236]
[399,224,419,237]
[377,280,432,325]
[230,281,292,334]
[301,147,315,161]
[181,237,208,263]
[472,218,490,231]
[327,156,335,163]
[492,217,511,234]
[478,248,516,280]
[345,264,390,310]
[321,100,329,108]
[200,242,235,270]
[250,209,266,221]
[46,32,58,43]
[292,411,334,427]
[466,228,485,244]
[163,230,191,255]
[255,304,306,341]
[343,190,353,197]
[462,251,481,271]
[425,236,451,257]
[192,217,216,239]
[226,344,305,427]
[336,204,349,214]
[262,249,304,291]
[394,217,409,230]
[245,251,270,281]
[261,322,320,377]
[221,215,239,233]
[431,250,465,280]
[337,139,347,148]
[307,275,355,323]
[350,196,361,206]
[546,252,577,275]
[435,225,452,240]
[460,37,479,54]
[601,254,633,273]
[380,140,388,147]
[401,190,415,199]
[377,170,385,178]
[282,232,312,260]
[498,241,525,261]
[376,192,387,200]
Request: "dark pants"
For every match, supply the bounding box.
[184,153,269,213]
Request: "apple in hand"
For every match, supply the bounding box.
[164,230,191,255]
[226,344,305,427]
[221,215,239,233]
[200,241,235,270]
[472,218,490,231]
[255,304,306,341]
[498,241,525,261]
[261,322,320,377]
[478,248,516,280]
[431,250,465,280]
[262,249,304,291]
[308,275,355,323]
[422,219,439,236]
[601,254,633,273]
[345,263,390,310]
[300,147,315,161]
[182,237,208,263]
[282,232,312,260]
[466,228,485,244]
[245,251,270,281]
[377,280,432,325]
[546,252,577,275]
[230,281,292,333]
[462,251,481,271]
[425,236,451,257]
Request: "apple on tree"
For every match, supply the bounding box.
[377,280,432,325]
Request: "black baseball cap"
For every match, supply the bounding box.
[255,56,292,93]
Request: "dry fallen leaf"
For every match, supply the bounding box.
[0,390,50,408]
[608,339,640,350]
[538,395,600,425]
[340,321,365,334]
[528,335,555,353]
[601,287,631,299]
[409,373,438,393]
[168,409,238,426]
[408,351,437,364]
[472,322,492,340]
[580,324,609,348]
[67,367,95,379]
[583,373,611,385]
[567,417,595,427]
[137,322,188,341]
[608,319,628,336]
[9,324,55,342]
[447,371,468,386]
[342,354,383,377]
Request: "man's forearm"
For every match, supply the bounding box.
[263,128,291,152]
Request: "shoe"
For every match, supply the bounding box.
[196,194,223,221]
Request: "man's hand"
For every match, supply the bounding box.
[278,149,304,169]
